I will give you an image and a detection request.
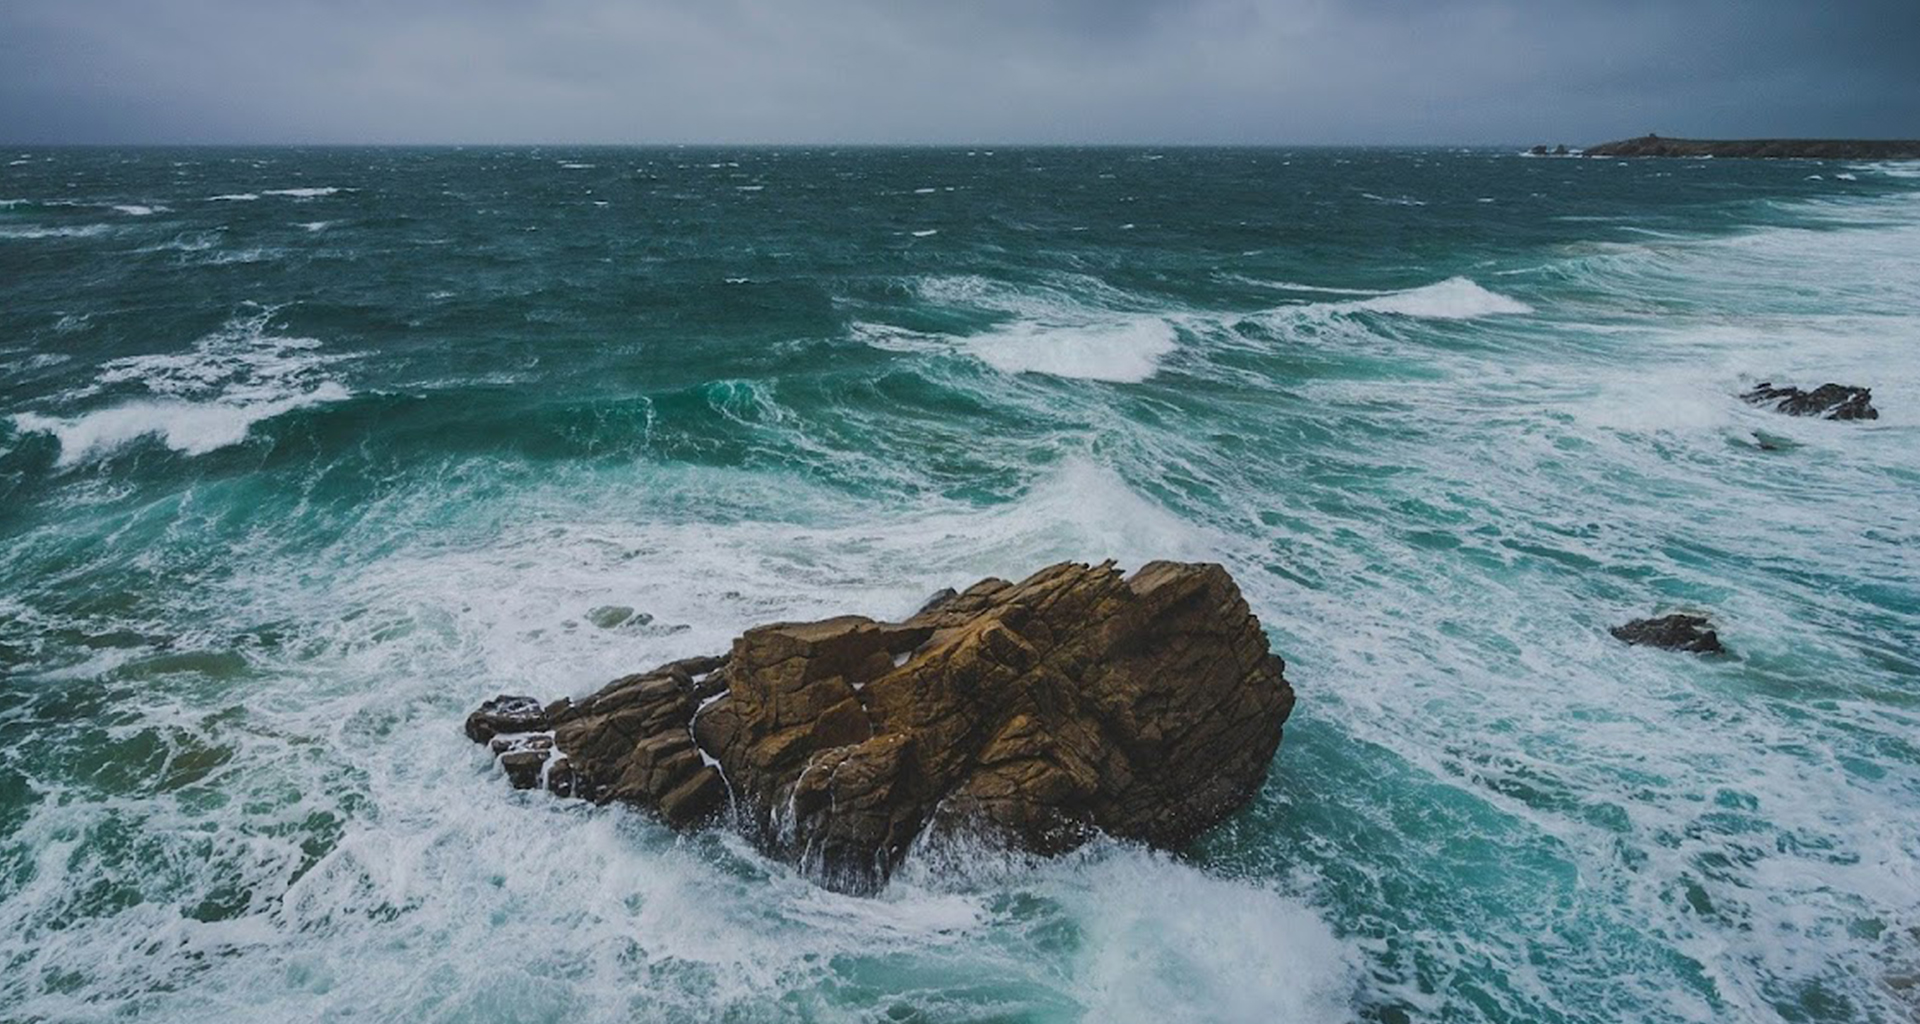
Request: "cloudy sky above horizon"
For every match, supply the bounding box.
[2,0,1915,145]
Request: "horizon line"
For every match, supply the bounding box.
[1,138,1598,150]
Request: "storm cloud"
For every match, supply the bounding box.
[1,0,1915,144]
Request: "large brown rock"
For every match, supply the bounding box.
[464,561,1294,893]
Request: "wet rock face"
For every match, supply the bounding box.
[1611,614,1725,654]
[465,561,1295,893]
[1742,382,1878,421]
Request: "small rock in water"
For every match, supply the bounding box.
[464,694,550,742]
[1611,614,1725,654]
[586,605,637,629]
[1741,381,1878,420]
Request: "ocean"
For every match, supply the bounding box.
[1,147,1915,1023]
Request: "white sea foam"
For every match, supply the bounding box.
[0,450,1350,1021]
[1224,275,1382,297]
[910,228,939,237]
[1060,854,1356,1023]
[963,316,1178,383]
[112,204,164,216]
[6,156,1918,1024]
[136,231,223,254]
[0,455,1254,1024]
[12,307,356,464]
[195,247,284,265]
[1855,161,1920,180]
[1246,186,1920,1022]
[15,384,349,465]
[314,454,1215,689]
[0,352,72,381]
[261,187,345,198]
[868,274,1187,382]
[1233,276,1531,323]
[294,221,333,232]
[207,193,260,201]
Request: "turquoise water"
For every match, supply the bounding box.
[2,148,1916,1023]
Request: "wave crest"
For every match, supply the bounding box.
[964,316,1178,382]
[16,385,349,466]
[858,275,1183,383]
[1343,277,1533,319]
[12,307,356,465]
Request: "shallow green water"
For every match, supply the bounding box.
[2,147,1917,1022]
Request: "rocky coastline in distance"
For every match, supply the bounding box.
[1575,134,1920,159]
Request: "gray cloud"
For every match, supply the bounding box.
[1,0,1915,144]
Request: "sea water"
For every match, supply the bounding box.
[1,148,1916,1022]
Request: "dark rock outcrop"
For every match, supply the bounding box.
[465,560,1294,893]
[464,695,550,743]
[1742,382,1878,421]
[1611,614,1725,654]
[1585,135,1920,160]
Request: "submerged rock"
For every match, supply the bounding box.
[1610,614,1725,654]
[465,560,1294,893]
[1742,382,1878,421]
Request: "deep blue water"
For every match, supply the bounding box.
[2,147,1917,1023]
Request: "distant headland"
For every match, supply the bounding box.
[1578,134,1920,160]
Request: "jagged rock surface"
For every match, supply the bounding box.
[1742,382,1878,421]
[465,560,1294,893]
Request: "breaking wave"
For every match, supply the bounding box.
[1337,277,1534,319]
[11,307,356,464]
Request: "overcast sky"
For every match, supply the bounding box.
[1,0,1915,144]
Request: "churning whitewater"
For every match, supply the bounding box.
[1,148,1916,1023]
